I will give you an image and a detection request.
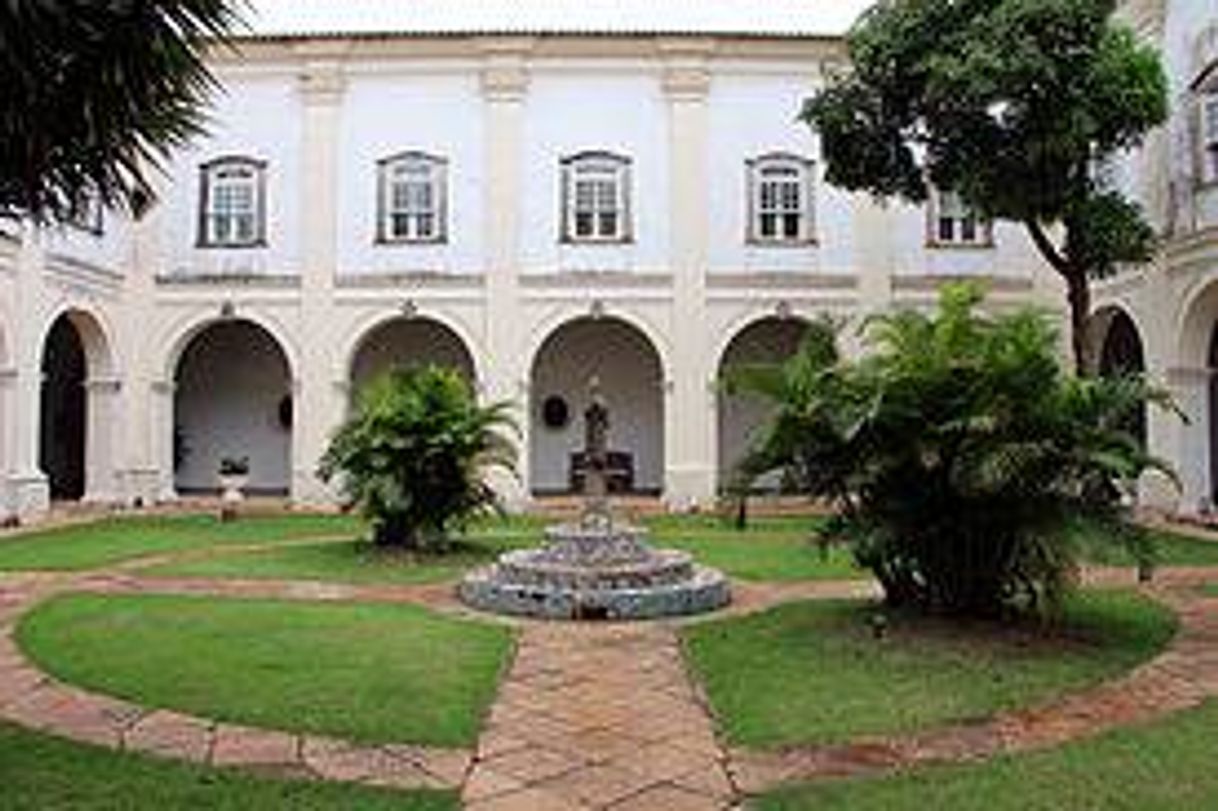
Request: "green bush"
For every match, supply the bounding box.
[731,284,1173,617]
[318,366,517,549]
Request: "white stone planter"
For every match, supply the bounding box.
[218,473,249,503]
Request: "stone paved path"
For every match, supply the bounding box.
[1,562,1218,807]
[464,621,734,810]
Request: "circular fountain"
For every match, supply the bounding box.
[459,380,730,620]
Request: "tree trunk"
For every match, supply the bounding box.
[1023,220,1094,377]
[1065,268,1093,376]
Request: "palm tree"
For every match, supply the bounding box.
[318,366,518,549]
[732,284,1175,617]
[0,1,241,224]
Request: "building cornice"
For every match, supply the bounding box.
[208,33,843,69]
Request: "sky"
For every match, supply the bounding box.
[245,0,878,37]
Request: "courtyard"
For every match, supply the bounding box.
[1,509,1218,810]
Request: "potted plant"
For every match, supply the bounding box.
[217,456,250,504]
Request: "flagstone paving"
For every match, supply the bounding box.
[463,621,736,810]
[0,557,1217,807]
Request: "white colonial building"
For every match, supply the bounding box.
[2,0,1210,520]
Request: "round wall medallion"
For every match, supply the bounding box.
[542,395,569,429]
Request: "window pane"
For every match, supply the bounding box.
[960,217,977,243]
[598,212,617,237]
[783,214,801,238]
[575,181,595,211]
[938,217,955,242]
[780,182,800,212]
[213,215,230,242]
[596,179,616,209]
[939,192,963,219]
[392,213,410,237]
[759,213,776,237]
[575,212,593,236]
[760,182,776,210]
[236,214,253,242]
[417,214,434,238]
[391,182,410,211]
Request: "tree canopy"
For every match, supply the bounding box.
[0,1,241,225]
[803,0,1167,371]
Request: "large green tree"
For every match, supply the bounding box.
[0,1,241,224]
[803,0,1167,372]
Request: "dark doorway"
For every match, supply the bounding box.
[1098,310,1147,452]
[40,316,87,500]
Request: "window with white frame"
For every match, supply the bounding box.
[560,152,631,243]
[929,188,992,247]
[198,157,266,247]
[377,152,447,243]
[1200,90,1218,185]
[747,153,815,243]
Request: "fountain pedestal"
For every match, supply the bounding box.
[458,520,730,620]
[458,378,730,620]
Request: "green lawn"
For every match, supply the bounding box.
[18,593,512,747]
[1070,519,1218,567]
[144,513,855,584]
[759,700,1218,811]
[0,513,362,571]
[142,535,533,585]
[683,590,1175,749]
[0,721,454,811]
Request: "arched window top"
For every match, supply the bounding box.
[560,150,632,243]
[197,155,268,248]
[200,154,267,173]
[560,150,631,169]
[377,150,448,170]
[746,152,815,245]
[376,151,448,244]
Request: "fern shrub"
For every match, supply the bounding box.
[730,284,1173,617]
[318,366,517,549]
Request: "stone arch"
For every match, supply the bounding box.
[38,307,116,501]
[343,312,480,402]
[1174,279,1218,508]
[523,307,673,390]
[528,315,665,496]
[715,315,811,489]
[171,318,294,495]
[162,309,299,384]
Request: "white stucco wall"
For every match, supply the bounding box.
[160,73,304,277]
[518,72,670,274]
[705,70,843,274]
[337,71,486,275]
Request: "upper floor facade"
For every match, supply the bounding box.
[52,31,1041,290]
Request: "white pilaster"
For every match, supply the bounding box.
[82,376,121,503]
[292,50,348,505]
[661,40,715,509]
[9,223,48,517]
[480,38,533,508]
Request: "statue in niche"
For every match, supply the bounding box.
[581,375,612,529]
